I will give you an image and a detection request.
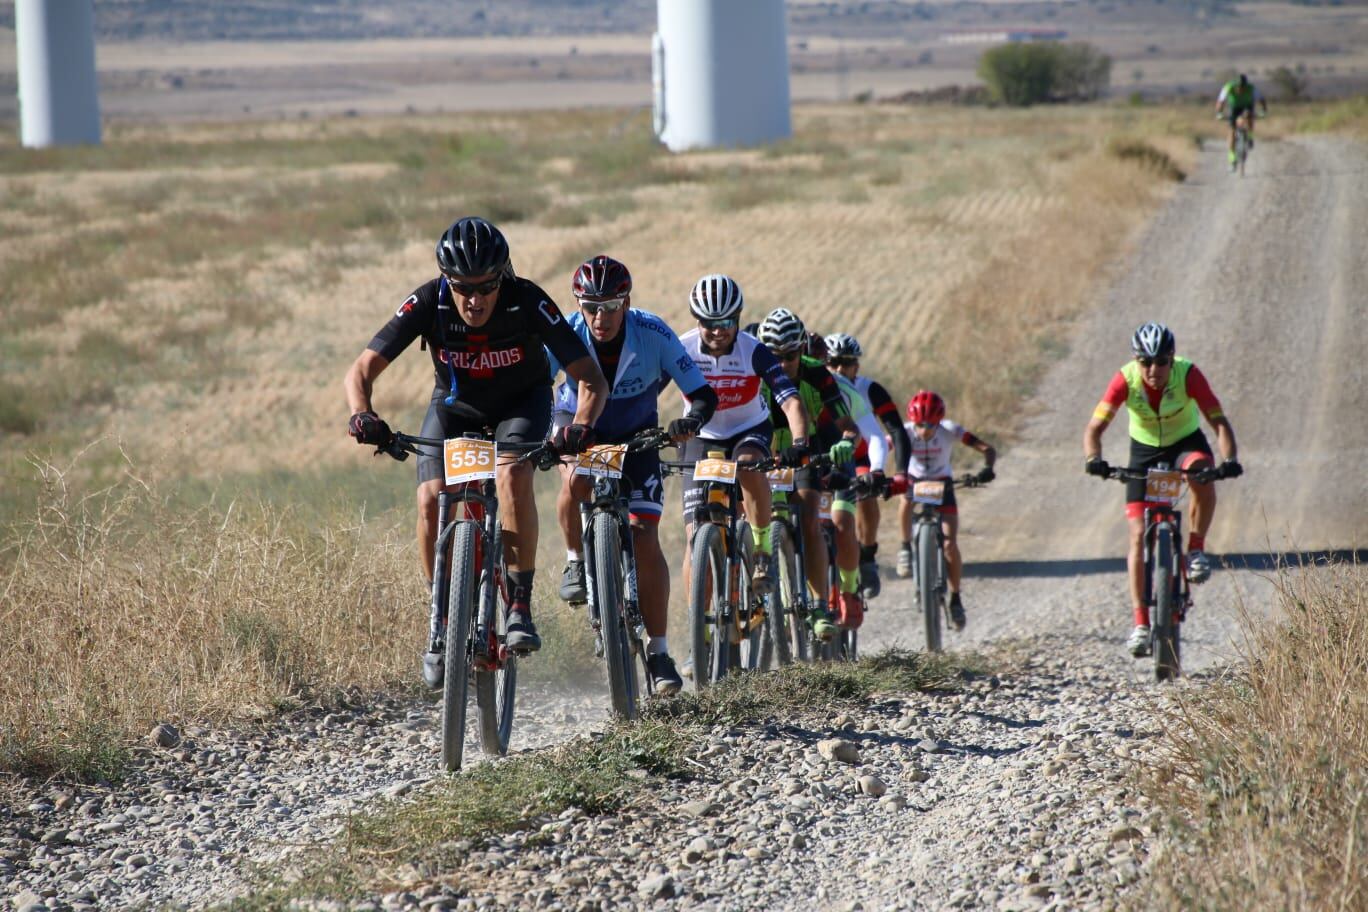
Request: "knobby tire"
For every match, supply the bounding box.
[593,512,637,720]
[734,521,760,672]
[762,520,798,668]
[688,523,727,691]
[442,521,477,772]
[474,527,516,757]
[1153,526,1182,681]
[918,521,943,653]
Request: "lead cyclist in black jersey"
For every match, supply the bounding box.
[344,217,609,685]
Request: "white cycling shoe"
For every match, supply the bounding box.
[1187,550,1212,584]
[1126,624,1152,658]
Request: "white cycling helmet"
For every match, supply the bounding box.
[1131,321,1175,359]
[689,274,744,322]
[759,308,806,353]
[825,333,863,361]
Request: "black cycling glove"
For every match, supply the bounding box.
[1219,459,1243,479]
[976,466,996,484]
[552,423,596,456]
[1085,457,1110,478]
[668,416,702,440]
[348,410,393,447]
[781,442,811,468]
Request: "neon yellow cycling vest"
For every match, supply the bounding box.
[1120,357,1201,446]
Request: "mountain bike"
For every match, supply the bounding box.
[381,431,555,772]
[1103,463,1224,682]
[663,450,770,689]
[571,428,672,720]
[906,474,987,654]
[1223,110,1254,176]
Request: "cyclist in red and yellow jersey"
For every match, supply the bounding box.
[1082,322,1242,658]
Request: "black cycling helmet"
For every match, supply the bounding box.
[436,217,511,279]
[572,254,632,300]
[1131,321,1176,359]
[1238,73,1249,87]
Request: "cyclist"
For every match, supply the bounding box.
[547,255,718,696]
[824,333,913,598]
[898,390,996,631]
[1215,73,1268,169]
[343,217,608,686]
[758,309,863,637]
[1083,321,1241,658]
[678,275,810,612]
[1083,321,1247,656]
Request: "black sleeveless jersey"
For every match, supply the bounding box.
[367,276,590,417]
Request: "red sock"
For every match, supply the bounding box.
[1188,532,1205,553]
[1134,604,1151,627]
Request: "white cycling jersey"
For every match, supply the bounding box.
[678,329,795,439]
[905,419,968,479]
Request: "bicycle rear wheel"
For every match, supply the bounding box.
[1152,526,1182,681]
[474,529,516,757]
[918,522,943,653]
[592,512,638,719]
[442,521,478,772]
[688,523,727,690]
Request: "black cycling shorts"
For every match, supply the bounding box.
[1124,428,1214,505]
[681,421,771,517]
[416,386,551,485]
[1227,104,1254,127]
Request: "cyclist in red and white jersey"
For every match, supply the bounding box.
[677,275,810,597]
[898,390,996,631]
[824,333,913,598]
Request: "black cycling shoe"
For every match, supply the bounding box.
[947,592,967,631]
[559,560,587,604]
[421,648,444,689]
[646,653,683,696]
[859,560,881,600]
[506,606,542,653]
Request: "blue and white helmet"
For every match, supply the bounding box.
[1131,321,1175,359]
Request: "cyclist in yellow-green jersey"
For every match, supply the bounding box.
[1216,74,1268,168]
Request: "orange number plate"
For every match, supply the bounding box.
[443,438,497,485]
[912,480,946,505]
[694,458,738,485]
[767,467,796,492]
[574,444,627,479]
[1145,469,1183,505]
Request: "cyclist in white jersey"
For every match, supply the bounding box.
[899,390,995,631]
[677,275,810,595]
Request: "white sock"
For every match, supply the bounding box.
[647,636,668,656]
[567,549,582,563]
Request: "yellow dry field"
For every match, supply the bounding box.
[0,101,1200,775]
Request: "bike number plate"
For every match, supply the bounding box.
[443,438,497,485]
[767,467,796,492]
[694,458,738,485]
[574,444,627,479]
[1145,470,1183,505]
[817,491,834,521]
[912,480,946,505]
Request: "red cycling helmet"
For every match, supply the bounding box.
[906,390,946,425]
[572,254,632,301]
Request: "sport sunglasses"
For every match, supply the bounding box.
[699,317,738,330]
[445,276,503,297]
[1136,355,1173,368]
[578,296,628,315]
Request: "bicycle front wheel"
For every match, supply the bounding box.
[918,522,943,653]
[762,520,798,668]
[474,528,516,757]
[442,521,478,772]
[688,523,727,691]
[734,521,761,673]
[592,512,638,719]
[1153,526,1182,681]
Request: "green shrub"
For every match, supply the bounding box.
[977,41,1112,106]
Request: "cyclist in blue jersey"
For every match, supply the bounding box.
[546,256,719,694]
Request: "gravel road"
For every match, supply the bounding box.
[4,136,1364,912]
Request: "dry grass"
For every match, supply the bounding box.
[1140,562,1368,911]
[0,101,1211,777]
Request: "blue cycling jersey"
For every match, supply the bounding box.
[547,308,709,442]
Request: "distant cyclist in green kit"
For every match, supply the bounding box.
[1215,74,1268,169]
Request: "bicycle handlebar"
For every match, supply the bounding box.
[1103,465,1223,486]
